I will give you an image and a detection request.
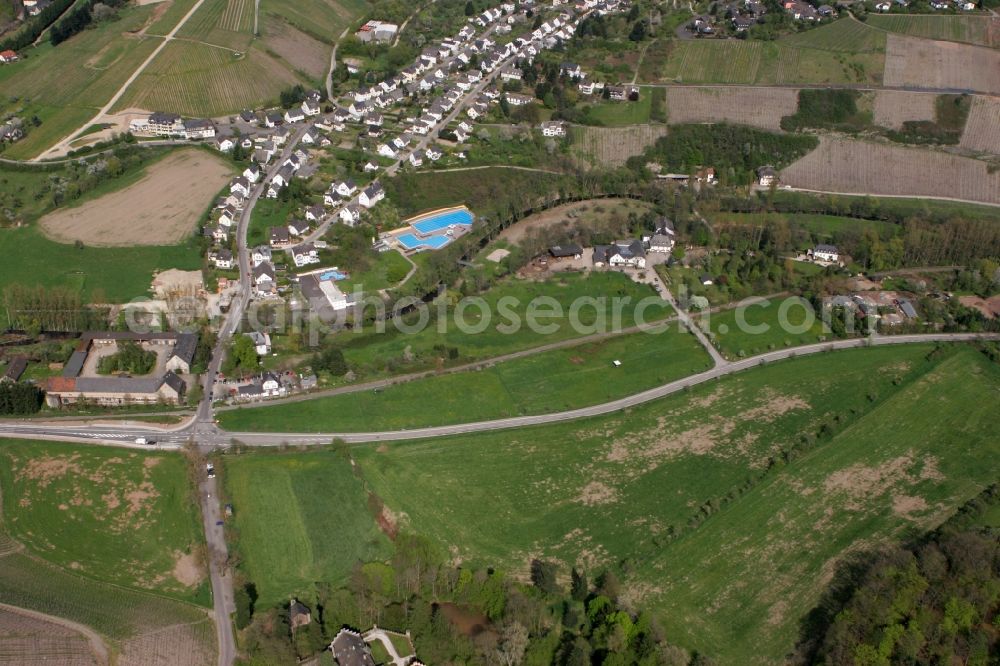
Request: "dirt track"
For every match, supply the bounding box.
[39,149,232,247]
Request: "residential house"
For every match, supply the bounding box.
[269,226,291,247]
[340,205,362,225]
[594,239,646,268]
[540,120,567,137]
[0,50,19,64]
[810,244,839,262]
[756,165,778,187]
[301,99,321,117]
[243,164,262,183]
[292,243,320,267]
[409,149,425,167]
[305,205,325,222]
[288,219,311,236]
[245,331,272,355]
[359,182,385,208]
[253,262,276,296]
[331,629,375,666]
[251,245,272,267]
[549,244,583,259]
[425,145,443,161]
[184,118,216,139]
[213,248,234,269]
[284,107,306,124]
[504,92,533,106]
[214,135,235,152]
[335,179,358,197]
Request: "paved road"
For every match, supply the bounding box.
[325,26,351,102]
[199,473,234,666]
[40,0,211,159]
[4,333,993,449]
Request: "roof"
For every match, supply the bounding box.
[171,333,198,364]
[549,243,582,257]
[331,629,375,666]
[3,356,27,382]
[612,239,645,259]
[162,371,185,394]
[815,243,838,253]
[900,300,918,318]
[650,233,673,247]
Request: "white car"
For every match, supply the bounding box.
[206,463,216,479]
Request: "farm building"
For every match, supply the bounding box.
[550,244,583,259]
[356,20,399,43]
[594,240,646,268]
[44,332,196,407]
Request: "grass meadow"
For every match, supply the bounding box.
[344,344,1000,663]
[222,450,391,608]
[333,271,673,372]
[0,440,208,605]
[218,325,711,432]
[699,300,830,359]
[654,20,885,86]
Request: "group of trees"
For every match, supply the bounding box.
[0,0,75,51]
[49,0,127,45]
[0,381,43,414]
[629,124,819,187]
[2,284,104,333]
[238,526,705,665]
[96,341,156,375]
[806,486,1000,665]
[223,335,259,376]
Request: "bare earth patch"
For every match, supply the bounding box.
[38,149,233,246]
[892,494,929,519]
[872,90,937,129]
[665,86,799,131]
[883,34,1000,95]
[575,481,619,506]
[781,137,1000,205]
[172,551,203,587]
[960,96,1000,155]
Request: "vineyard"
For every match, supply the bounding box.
[176,0,254,51]
[661,40,762,84]
[114,41,301,117]
[872,90,937,129]
[261,14,332,81]
[756,42,884,85]
[572,124,668,167]
[781,137,1000,205]
[262,0,366,43]
[883,34,1000,95]
[959,95,1000,155]
[0,552,215,666]
[0,4,159,158]
[781,17,887,52]
[664,86,798,130]
[867,14,997,47]
[0,607,97,666]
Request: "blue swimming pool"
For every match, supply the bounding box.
[410,208,474,235]
[320,270,348,281]
[397,233,451,250]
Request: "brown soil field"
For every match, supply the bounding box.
[39,149,233,247]
[781,137,1000,205]
[0,605,101,665]
[499,198,653,244]
[262,15,330,80]
[119,620,216,666]
[665,86,799,131]
[573,125,668,167]
[872,90,937,129]
[883,34,1000,95]
[959,95,1000,155]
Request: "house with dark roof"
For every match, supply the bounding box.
[331,628,375,666]
[594,240,646,268]
[1,356,27,383]
[549,244,583,259]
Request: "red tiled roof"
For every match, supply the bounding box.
[46,377,77,393]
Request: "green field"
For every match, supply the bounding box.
[0,440,208,604]
[700,299,830,359]
[0,4,160,158]
[346,344,1000,663]
[263,0,366,42]
[0,223,203,302]
[333,272,674,376]
[867,14,995,47]
[585,92,653,126]
[657,21,885,86]
[222,450,391,608]
[336,250,413,292]
[219,325,711,432]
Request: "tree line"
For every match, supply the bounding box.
[49,0,128,46]
[0,0,76,52]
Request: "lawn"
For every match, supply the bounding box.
[218,325,712,432]
[699,298,831,359]
[384,167,567,217]
[350,343,1000,663]
[222,450,392,608]
[0,224,203,302]
[336,250,413,292]
[584,93,652,127]
[248,197,296,248]
[0,440,208,605]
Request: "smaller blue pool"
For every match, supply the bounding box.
[410,208,474,235]
[320,270,348,281]
[398,233,451,250]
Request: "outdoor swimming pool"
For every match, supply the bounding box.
[397,233,451,251]
[320,270,348,281]
[410,208,474,235]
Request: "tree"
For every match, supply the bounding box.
[313,347,348,376]
[465,0,475,15]
[495,621,528,666]
[229,335,258,373]
[530,559,560,595]
[571,567,588,601]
